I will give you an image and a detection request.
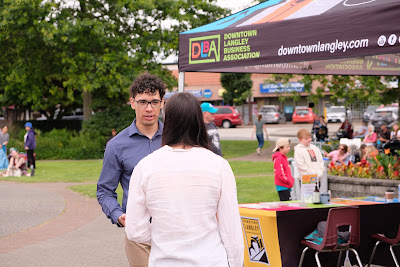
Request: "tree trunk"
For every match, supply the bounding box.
[83,91,93,121]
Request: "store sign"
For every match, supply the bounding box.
[260,82,304,93]
[164,90,203,99]
[189,90,203,98]
[204,89,212,98]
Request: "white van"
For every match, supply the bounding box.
[326,106,351,123]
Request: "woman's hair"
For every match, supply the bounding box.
[393,123,399,136]
[162,92,209,149]
[339,144,348,153]
[368,125,375,135]
[258,114,262,121]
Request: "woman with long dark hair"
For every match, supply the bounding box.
[125,92,244,267]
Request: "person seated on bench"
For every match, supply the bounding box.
[354,120,368,138]
[362,125,377,146]
[338,118,353,139]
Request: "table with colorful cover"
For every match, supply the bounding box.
[239,197,400,267]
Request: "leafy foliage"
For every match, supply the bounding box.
[0,0,228,119]
[8,128,106,160]
[220,73,253,105]
[81,104,135,137]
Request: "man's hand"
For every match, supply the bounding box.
[118,214,126,227]
[25,146,29,150]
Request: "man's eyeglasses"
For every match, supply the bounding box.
[134,99,162,108]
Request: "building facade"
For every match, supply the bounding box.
[167,64,333,123]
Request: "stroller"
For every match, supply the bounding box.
[312,125,328,142]
[382,139,400,156]
[336,129,352,139]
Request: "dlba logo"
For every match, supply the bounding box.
[189,35,220,64]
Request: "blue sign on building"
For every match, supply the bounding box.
[204,89,212,98]
[164,91,178,99]
[260,82,304,93]
[164,90,203,99]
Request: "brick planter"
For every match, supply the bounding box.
[328,175,400,198]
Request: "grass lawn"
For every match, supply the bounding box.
[69,176,279,204]
[0,140,278,203]
[0,160,103,183]
[221,140,271,159]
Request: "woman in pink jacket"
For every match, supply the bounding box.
[272,138,294,201]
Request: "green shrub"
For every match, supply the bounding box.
[34,129,106,160]
[7,128,106,160]
[81,104,135,137]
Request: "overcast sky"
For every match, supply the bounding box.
[217,0,257,13]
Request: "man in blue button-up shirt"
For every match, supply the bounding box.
[97,73,165,266]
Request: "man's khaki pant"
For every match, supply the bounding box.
[125,235,151,267]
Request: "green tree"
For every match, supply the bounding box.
[220,73,253,106]
[0,0,228,121]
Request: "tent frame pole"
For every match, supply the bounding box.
[178,71,185,92]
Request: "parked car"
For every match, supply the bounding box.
[258,105,286,124]
[370,106,399,129]
[213,106,243,128]
[292,107,316,124]
[326,106,351,123]
[363,105,379,122]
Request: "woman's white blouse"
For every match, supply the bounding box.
[125,145,244,267]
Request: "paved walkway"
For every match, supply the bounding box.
[0,181,128,266]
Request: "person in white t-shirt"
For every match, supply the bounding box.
[125,92,244,267]
[294,128,325,181]
[390,123,400,140]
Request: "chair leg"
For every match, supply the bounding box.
[368,240,380,267]
[337,250,343,267]
[298,247,308,267]
[390,244,399,267]
[315,251,322,267]
[349,248,363,267]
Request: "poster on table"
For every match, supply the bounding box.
[301,174,318,203]
[241,217,270,265]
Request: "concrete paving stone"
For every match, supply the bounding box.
[0,183,64,238]
[0,215,128,267]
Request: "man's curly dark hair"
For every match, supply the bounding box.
[129,72,166,99]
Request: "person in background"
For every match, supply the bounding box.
[3,148,29,177]
[24,122,36,176]
[97,72,165,267]
[107,128,117,143]
[272,138,294,201]
[377,124,390,150]
[252,114,269,155]
[312,116,328,141]
[324,144,350,165]
[347,144,360,164]
[390,123,400,140]
[125,92,244,267]
[353,120,368,138]
[362,125,377,146]
[0,125,9,154]
[201,102,222,156]
[294,129,325,183]
[360,143,378,160]
[338,118,353,139]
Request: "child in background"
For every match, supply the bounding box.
[272,138,294,201]
[294,129,325,183]
[24,122,36,176]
